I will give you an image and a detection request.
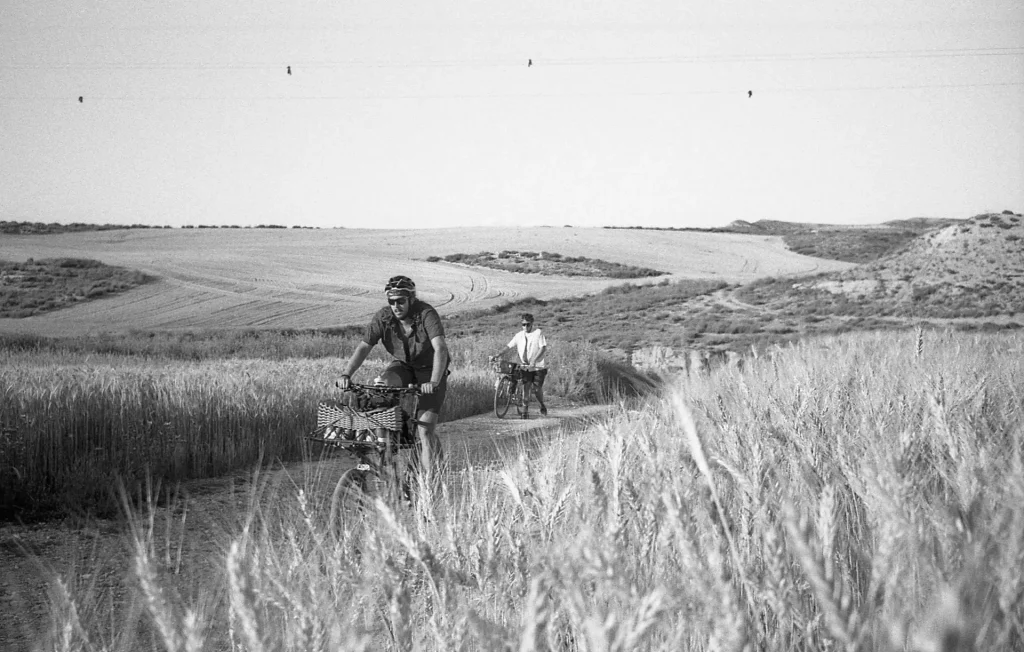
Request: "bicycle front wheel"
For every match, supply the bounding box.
[329,467,384,523]
[494,376,514,418]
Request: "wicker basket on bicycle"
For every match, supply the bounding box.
[314,401,413,449]
[493,360,519,376]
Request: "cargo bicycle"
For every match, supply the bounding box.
[307,382,425,512]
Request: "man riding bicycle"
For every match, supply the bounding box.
[337,275,450,474]
[490,312,548,418]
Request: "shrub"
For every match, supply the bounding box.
[0,259,152,318]
[56,258,103,269]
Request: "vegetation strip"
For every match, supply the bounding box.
[426,250,666,278]
[1,258,152,318]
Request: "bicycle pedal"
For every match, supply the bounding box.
[356,463,372,472]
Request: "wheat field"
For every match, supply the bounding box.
[30,328,1024,651]
[0,227,851,336]
[0,335,616,515]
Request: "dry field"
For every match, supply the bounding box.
[0,227,850,336]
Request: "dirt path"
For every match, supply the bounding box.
[709,287,759,312]
[0,399,611,651]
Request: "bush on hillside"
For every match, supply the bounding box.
[427,250,666,278]
[1,258,153,318]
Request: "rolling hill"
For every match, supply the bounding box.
[812,212,1024,316]
[726,211,1024,343]
[0,226,850,336]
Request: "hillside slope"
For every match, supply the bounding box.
[827,212,1024,315]
[616,217,966,263]
[738,212,1024,320]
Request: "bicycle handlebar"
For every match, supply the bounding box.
[492,361,541,373]
[343,382,421,395]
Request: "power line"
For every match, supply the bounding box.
[542,47,1024,66]
[3,81,1021,103]
[2,46,1022,70]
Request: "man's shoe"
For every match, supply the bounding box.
[540,405,548,416]
[521,411,529,420]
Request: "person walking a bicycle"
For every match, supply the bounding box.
[490,312,548,418]
[337,275,450,476]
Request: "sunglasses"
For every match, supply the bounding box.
[389,298,409,306]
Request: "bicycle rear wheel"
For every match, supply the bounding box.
[515,381,528,416]
[494,376,514,418]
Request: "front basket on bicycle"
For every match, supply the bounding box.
[494,360,517,375]
[316,401,404,432]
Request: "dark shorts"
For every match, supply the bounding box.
[521,368,547,386]
[381,360,448,413]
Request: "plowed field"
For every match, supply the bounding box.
[0,227,851,335]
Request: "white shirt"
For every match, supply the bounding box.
[508,328,547,368]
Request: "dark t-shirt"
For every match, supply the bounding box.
[362,301,446,370]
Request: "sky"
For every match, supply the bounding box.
[1,1,1022,230]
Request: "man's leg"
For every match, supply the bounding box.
[415,408,443,473]
[522,369,540,417]
[522,377,533,417]
[412,367,447,481]
[380,360,413,387]
[536,370,548,415]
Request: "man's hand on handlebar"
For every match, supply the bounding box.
[419,381,437,395]
[336,374,351,390]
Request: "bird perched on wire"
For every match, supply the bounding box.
[78,96,83,103]
[528,59,532,67]
[748,90,752,98]
[287,65,292,75]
